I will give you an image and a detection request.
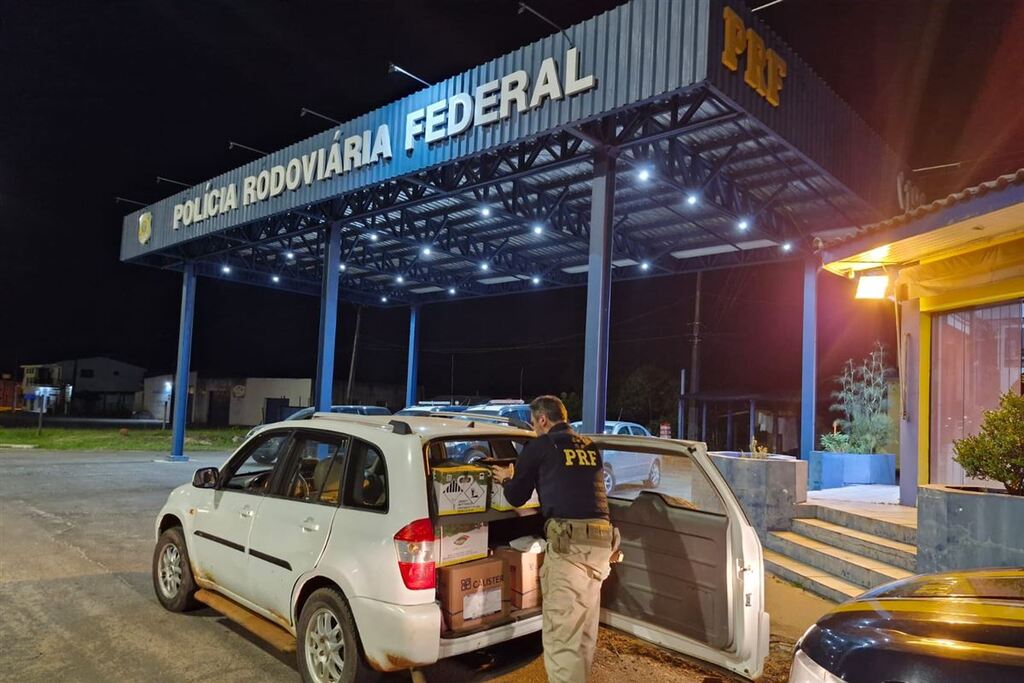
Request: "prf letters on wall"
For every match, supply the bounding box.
[721,7,787,107]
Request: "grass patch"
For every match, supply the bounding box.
[0,427,249,451]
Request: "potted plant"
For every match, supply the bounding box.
[917,391,1024,572]
[808,342,897,490]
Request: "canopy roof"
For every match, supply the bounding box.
[120,0,904,307]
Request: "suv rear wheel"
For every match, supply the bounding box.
[297,587,378,683]
[152,526,199,612]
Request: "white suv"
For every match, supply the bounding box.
[152,414,769,682]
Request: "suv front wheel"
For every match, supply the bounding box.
[297,588,378,683]
[152,526,199,612]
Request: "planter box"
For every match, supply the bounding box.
[705,452,807,540]
[917,484,1024,574]
[808,450,895,490]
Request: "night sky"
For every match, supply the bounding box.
[2,1,1022,409]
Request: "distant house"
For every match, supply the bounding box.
[21,357,146,415]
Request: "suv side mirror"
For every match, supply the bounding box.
[192,467,219,489]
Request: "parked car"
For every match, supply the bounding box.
[571,421,662,494]
[395,403,468,416]
[246,404,391,444]
[789,567,1024,683]
[131,409,156,420]
[152,414,769,681]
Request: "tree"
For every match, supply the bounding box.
[614,365,677,432]
[826,341,894,454]
[954,391,1024,496]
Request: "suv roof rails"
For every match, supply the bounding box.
[388,419,413,435]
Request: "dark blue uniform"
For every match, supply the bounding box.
[502,422,609,521]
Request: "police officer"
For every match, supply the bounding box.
[490,395,617,683]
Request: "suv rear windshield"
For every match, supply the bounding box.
[427,436,529,465]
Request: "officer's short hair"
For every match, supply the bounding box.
[529,395,567,423]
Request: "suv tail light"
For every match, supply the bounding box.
[394,518,436,590]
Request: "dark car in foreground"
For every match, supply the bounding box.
[790,567,1024,683]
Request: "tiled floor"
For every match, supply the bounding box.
[807,485,918,528]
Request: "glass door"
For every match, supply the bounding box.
[930,300,1023,486]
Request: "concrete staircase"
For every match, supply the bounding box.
[764,504,917,603]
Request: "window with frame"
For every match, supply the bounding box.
[280,434,349,505]
[345,440,388,511]
[222,432,291,494]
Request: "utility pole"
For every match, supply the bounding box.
[687,271,703,439]
[345,306,363,403]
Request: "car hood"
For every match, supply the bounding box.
[799,568,1024,683]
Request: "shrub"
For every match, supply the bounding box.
[819,432,851,453]
[828,342,894,454]
[953,391,1024,496]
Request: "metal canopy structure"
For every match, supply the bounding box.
[120,0,906,459]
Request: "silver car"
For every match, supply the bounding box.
[571,421,663,494]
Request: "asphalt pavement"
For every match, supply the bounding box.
[0,449,807,682]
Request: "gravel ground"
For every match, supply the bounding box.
[0,449,799,682]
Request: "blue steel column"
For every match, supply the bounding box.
[315,225,342,412]
[800,258,818,459]
[168,263,196,461]
[405,305,420,408]
[581,150,616,433]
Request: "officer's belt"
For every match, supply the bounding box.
[545,518,614,548]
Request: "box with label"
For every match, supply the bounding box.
[493,546,544,610]
[433,465,491,516]
[490,480,541,511]
[437,522,488,567]
[484,458,540,511]
[437,557,510,633]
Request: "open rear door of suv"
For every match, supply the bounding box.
[589,436,770,681]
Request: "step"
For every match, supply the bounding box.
[792,518,918,572]
[766,531,914,589]
[802,504,917,546]
[195,589,296,653]
[763,549,863,604]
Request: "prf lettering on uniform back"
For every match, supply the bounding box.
[721,6,787,107]
[563,448,598,466]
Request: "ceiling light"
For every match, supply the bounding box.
[339,263,346,271]
[738,219,749,230]
[396,275,404,283]
[782,242,793,252]
[448,287,456,295]
[686,193,699,206]
[380,296,388,303]
[480,262,489,271]
[531,276,540,285]
[369,233,378,242]
[640,261,650,271]
[481,207,491,217]
[638,169,651,182]
[532,224,543,235]
[285,251,294,259]
[421,246,432,256]
[272,275,280,283]
[221,265,231,274]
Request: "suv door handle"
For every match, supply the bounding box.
[301,517,319,533]
[240,505,255,518]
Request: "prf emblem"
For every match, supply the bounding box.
[563,449,598,467]
[137,212,153,245]
[722,7,787,107]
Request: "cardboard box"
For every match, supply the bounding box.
[494,546,544,610]
[437,557,510,633]
[437,522,488,567]
[433,465,491,516]
[490,481,540,511]
[484,458,540,511]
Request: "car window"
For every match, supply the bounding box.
[344,440,388,512]
[279,433,350,505]
[629,425,647,436]
[222,432,291,494]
